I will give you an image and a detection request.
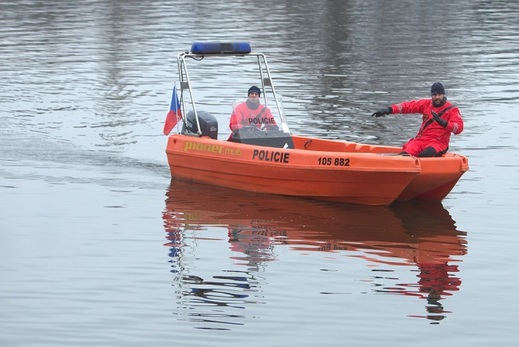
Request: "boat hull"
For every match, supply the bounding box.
[290,135,469,202]
[166,135,424,205]
[396,154,469,201]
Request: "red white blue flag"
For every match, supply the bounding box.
[163,86,182,135]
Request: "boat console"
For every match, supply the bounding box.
[229,126,294,149]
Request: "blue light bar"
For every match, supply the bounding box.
[190,42,251,54]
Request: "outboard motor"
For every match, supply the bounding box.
[182,111,218,139]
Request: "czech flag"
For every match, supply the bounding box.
[163,86,182,135]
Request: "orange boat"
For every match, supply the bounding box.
[165,42,468,206]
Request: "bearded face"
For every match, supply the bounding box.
[431,94,446,107]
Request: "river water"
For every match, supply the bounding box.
[1,1,518,346]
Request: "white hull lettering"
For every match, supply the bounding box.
[252,149,290,163]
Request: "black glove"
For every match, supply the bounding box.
[371,107,392,117]
[431,111,448,128]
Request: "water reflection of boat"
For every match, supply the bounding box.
[163,179,467,326]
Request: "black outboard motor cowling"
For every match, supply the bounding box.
[182,111,218,139]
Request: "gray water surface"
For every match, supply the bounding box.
[1,1,519,346]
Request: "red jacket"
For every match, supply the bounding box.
[390,98,464,148]
[229,101,276,132]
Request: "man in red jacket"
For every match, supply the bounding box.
[229,86,277,132]
[371,82,464,157]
